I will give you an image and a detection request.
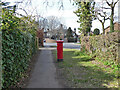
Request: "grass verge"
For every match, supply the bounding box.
[53,49,119,88]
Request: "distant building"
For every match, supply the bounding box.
[105,22,120,34]
[44,24,67,40]
[36,28,44,47]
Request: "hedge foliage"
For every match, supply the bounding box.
[81,32,120,77]
[2,8,37,88]
[81,32,120,66]
[81,32,119,62]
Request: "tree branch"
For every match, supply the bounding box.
[101,7,111,9]
[105,0,111,6]
[114,0,119,7]
[105,17,110,20]
[97,16,102,23]
[98,13,105,17]
[17,8,28,16]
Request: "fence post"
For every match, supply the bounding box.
[36,37,39,49]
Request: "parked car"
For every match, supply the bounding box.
[43,39,46,42]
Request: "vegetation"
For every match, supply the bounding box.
[54,49,119,88]
[66,27,78,42]
[2,5,37,88]
[94,0,119,34]
[67,37,77,42]
[74,0,119,35]
[94,8,109,34]
[81,32,119,62]
[93,28,100,35]
[74,1,95,36]
[104,0,119,33]
[66,27,73,38]
[1,0,119,88]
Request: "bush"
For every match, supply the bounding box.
[66,27,73,38]
[81,32,119,62]
[74,50,80,56]
[74,50,86,56]
[51,35,56,39]
[93,28,100,35]
[67,37,77,42]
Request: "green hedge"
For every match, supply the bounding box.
[2,9,37,88]
[81,32,119,62]
[81,33,120,77]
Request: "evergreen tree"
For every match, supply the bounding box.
[93,28,100,35]
[66,27,73,38]
[74,0,95,36]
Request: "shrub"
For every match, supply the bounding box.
[93,28,100,35]
[67,37,77,42]
[81,32,119,62]
[66,27,73,38]
[74,50,80,56]
[74,46,86,56]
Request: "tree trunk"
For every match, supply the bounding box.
[110,7,114,32]
[102,23,105,34]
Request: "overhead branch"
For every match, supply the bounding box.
[17,8,28,16]
[105,17,110,20]
[98,13,105,17]
[105,0,111,6]
[114,0,119,7]
[15,12,26,17]
[97,17,102,23]
[101,7,111,9]
[30,6,38,16]
[58,0,64,10]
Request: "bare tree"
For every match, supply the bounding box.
[95,12,109,34]
[103,0,119,32]
[43,0,71,10]
[94,0,119,34]
[95,1,110,34]
[46,16,61,31]
[38,17,48,29]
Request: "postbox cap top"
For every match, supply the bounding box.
[56,40,64,43]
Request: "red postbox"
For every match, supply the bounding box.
[56,40,64,61]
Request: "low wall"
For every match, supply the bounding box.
[45,38,56,43]
[81,32,120,62]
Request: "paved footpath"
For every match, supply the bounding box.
[26,47,63,88]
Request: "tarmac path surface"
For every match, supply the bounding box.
[26,47,63,88]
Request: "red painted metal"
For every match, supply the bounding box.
[56,40,64,61]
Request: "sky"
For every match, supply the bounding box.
[2,0,119,34]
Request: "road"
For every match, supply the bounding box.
[44,43,80,50]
